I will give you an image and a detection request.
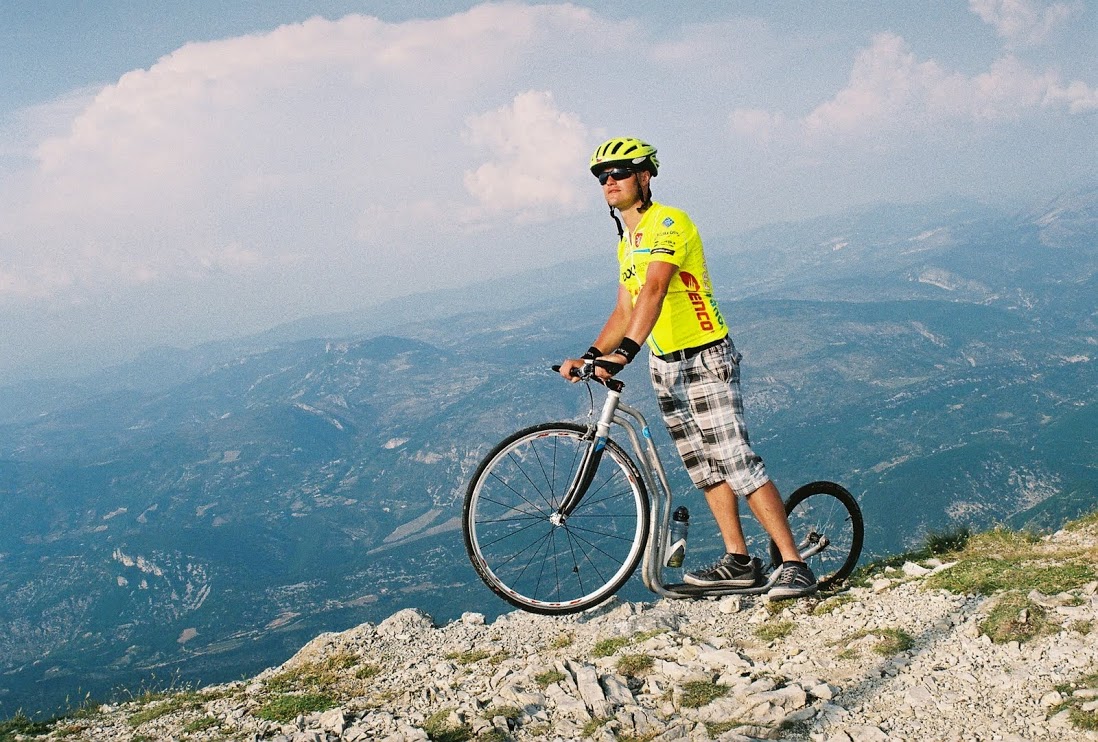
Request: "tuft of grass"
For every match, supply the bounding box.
[444,649,492,665]
[1053,671,1098,732]
[256,693,337,723]
[813,594,856,616]
[127,690,217,728]
[581,716,612,737]
[680,680,731,708]
[980,592,1059,644]
[422,708,472,742]
[355,663,381,680]
[616,653,654,677]
[481,704,522,722]
[534,669,566,687]
[592,636,632,658]
[549,632,574,650]
[705,720,747,737]
[478,730,511,742]
[754,620,795,642]
[265,652,362,694]
[182,716,219,733]
[1069,620,1093,635]
[837,628,914,657]
[0,711,55,739]
[925,525,972,555]
[872,628,915,655]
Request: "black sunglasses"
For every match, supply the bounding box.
[596,168,636,185]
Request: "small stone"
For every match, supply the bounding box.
[1039,690,1063,707]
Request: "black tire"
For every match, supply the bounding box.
[769,481,863,590]
[463,423,649,615]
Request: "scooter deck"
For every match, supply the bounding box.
[662,582,770,597]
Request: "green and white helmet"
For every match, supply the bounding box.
[589,137,659,175]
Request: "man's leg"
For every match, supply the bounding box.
[705,480,803,562]
[702,481,749,554]
[742,480,803,563]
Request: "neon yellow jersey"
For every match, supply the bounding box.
[617,202,727,355]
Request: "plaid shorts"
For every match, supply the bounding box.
[648,337,770,494]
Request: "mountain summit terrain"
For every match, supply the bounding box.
[7,511,1098,740]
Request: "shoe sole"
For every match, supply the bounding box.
[767,584,819,600]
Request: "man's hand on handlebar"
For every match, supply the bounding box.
[557,353,628,383]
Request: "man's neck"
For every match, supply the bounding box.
[621,203,648,234]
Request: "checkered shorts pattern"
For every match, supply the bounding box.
[648,337,770,494]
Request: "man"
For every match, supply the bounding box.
[558,136,817,600]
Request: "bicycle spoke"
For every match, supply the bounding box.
[464,424,649,614]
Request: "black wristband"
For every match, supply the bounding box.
[581,346,603,361]
[613,337,642,364]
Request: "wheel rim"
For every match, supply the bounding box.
[465,427,647,613]
[778,484,863,589]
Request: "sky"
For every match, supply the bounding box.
[0,1,1094,382]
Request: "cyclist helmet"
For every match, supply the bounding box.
[589,137,659,176]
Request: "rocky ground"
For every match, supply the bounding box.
[15,519,1098,741]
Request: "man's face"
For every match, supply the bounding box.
[598,167,648,210]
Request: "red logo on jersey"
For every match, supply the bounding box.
[634,231,644,248]
[679,271,713,330]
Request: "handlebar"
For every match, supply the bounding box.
[552,362,625,393]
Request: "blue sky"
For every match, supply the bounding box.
[0,1,1094,381]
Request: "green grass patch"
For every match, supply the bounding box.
[481,705,522,722]
[182,716,220,733]
[813,594,856,615]
[444,649,490,663]
[127,690,218,728]
[616,653,655,676]
[534,669,567,687]
[1053,671,1098,732]
[355,663,381,680]
[581,716,612,737]
[0,711,55,740]
[980,592,1059,644]
[754,620,795,642]
[592,636,632,658]
[265,652,363,693]
[680,680,731,708]
[422,708,473,742]
[255,692,337,723]
[549,632,574,650]
[838,628,915,657]
[925,525,972,554]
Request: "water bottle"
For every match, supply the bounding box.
[665,506,690,567]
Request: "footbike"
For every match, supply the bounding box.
[462,363,864,615]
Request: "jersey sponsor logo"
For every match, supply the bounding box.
[622,264,637,282]
[679,271,714,330]
[662,217,675,227]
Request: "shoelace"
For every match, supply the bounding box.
[775,565,805,585]
[694,555,737,574]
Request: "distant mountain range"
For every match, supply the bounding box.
[0,186,1094,718]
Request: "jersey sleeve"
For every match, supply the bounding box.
[648,211,691,268]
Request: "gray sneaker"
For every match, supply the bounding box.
[684,553,761,588]
[768,561,818,600]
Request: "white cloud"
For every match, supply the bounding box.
[0,4,608,305]
[462,90,590,223]
[731,32,1097,148]
[969,0,1077,46]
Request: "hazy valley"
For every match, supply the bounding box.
[0,186,1094,718]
